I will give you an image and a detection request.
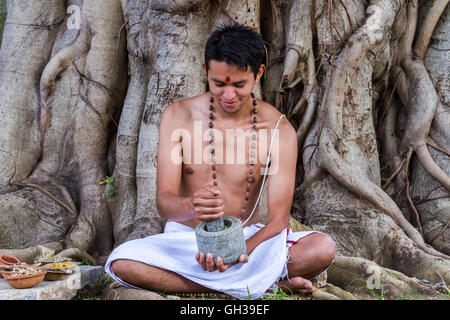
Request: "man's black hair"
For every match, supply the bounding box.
[204,24,265,79]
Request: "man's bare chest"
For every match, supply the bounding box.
[178,120,273,168]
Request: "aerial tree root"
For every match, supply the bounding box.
[275,0,319,150]
[377,0,450,255]
[260,0,286,105]
[110,0,151,246]
[293,2,450,300]
[393,57,450,191]
[318,137,446,259]
[389,0,450,192]
[39,20,91,144]
[300,0,447,259]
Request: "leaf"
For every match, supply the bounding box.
[107,188,114,197]
[99,176,114,185]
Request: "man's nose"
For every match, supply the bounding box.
[222,86,236,100]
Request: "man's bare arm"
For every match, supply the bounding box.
[197,117,297,272]
[245,117,298,255]
[156,103,195,221]
[156,103,225,222]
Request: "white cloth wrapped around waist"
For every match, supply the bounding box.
[105,221,318,300]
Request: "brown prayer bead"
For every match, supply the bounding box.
[207,94,259,220]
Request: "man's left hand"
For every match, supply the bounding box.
[196,252,248,272]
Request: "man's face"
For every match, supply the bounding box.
[204,60,265,115]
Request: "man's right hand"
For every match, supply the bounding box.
[190,185,225,221]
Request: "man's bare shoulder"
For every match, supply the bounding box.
[257,99,295,134]
[162,93,208,123]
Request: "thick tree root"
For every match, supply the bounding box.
[311,289,341,300]
[320,132,447,260]
[0,243,96,266]
[327,255,447,299]
[0,242,63,264]
[415,144,450,190]
[55,247,97,265]
[320,283,358,300]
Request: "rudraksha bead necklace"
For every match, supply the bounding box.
[208,93,258,219]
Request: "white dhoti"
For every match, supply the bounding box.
[105,221,326,300]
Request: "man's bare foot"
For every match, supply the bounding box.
[277,276,315,295]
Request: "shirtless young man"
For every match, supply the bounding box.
[106,24,336,299]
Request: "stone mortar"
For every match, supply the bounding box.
[195,216,247,264]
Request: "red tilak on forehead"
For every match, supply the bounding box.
[225,76,231,82]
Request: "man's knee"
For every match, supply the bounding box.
[314,233,336,267]
[110,259,131,280]
[290,233,336,270]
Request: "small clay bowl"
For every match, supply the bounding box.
[0,270,14,279]
[0,255,20,266]
[4,271,47,289]
[45,272,65,281]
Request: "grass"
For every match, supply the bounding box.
[368,283,387,300]
[262,287,291,300]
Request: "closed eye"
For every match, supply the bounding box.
[214,81,245,88]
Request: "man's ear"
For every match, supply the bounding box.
[255,64,265,83]
[202,62,207,74]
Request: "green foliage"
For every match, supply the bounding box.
[262,287,290,300]
[99,176,115,197]
[244,286,252,300]
[368,283,386,300]
[396,287,419,300]
[81,258,92,266]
